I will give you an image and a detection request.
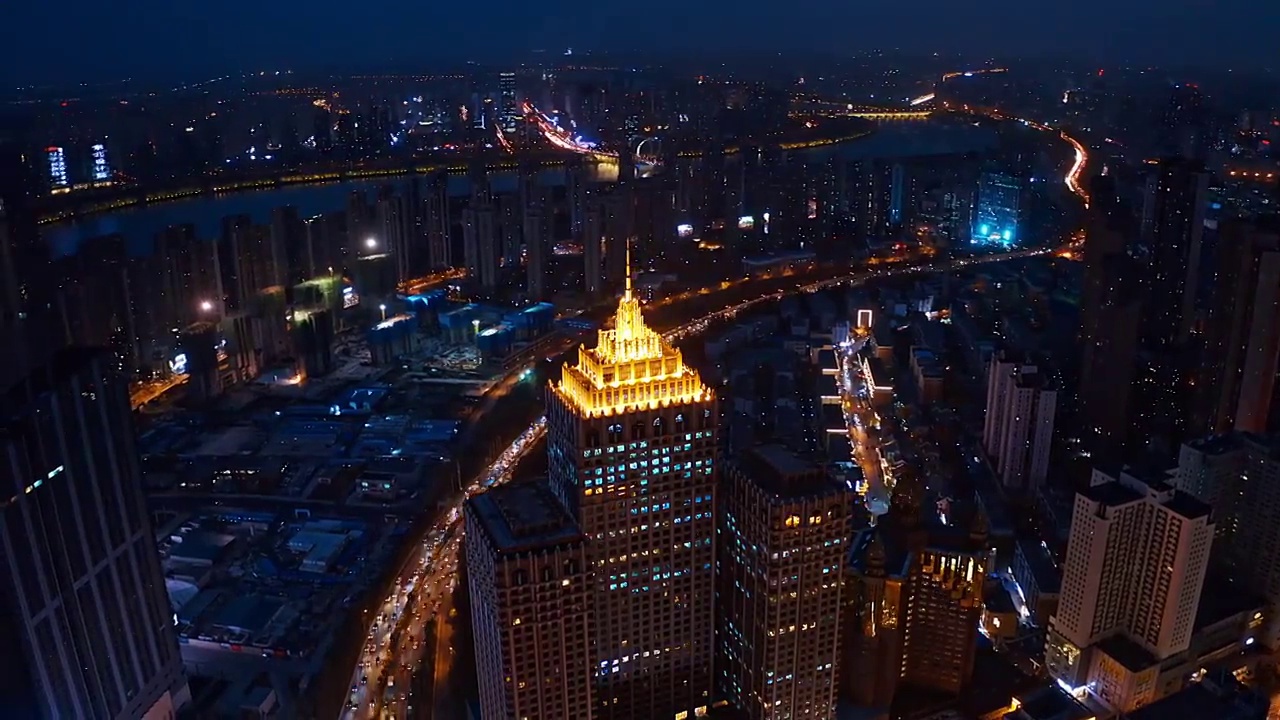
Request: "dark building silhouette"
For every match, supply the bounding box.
[0,349,188,717]
[1132,158,1209,448]
[843,476,989,712]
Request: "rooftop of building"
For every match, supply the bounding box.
[1184,433,1244,457]
[742,445,843,499]
[1094,632,1158,674]
[1079,480,1145,507]
[162,509,384,659]
[1010,684,1094,720]
[468,480,584,554]
[1125,669,1267,720]
[1195,573,1266,631]
[1015,538,1061,594]
[1162,491,1213,521]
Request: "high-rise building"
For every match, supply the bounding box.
[1045,467,1212,712]
[1131,158,1209,445]
[1173,434,1243,545]
[90,142,111,183]
[45,146,69,191]
[1175,432,1280,648]
[546,250,719,720]
[376,191,412,285]
[983,350,1057,492]
[716,446,851,719]
[0,348,188,717]
[970,172,1022,246]
[522,184,552,302]
[844,508,990,709]
[582,194,605,298]
[1196,218,1280,435]
[268,206,305,287]
[213,214,264,315]
[466,480,594,720]
[1161,84,1208,159]
[423,172,452,270]
[1077,175,1142,460]
[498,72,519,131]
[463,200,498,293]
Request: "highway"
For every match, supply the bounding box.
[341,418,547,719]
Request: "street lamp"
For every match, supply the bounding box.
[365,237,377,250]
[199,300,214,313]
[379,303,387,321]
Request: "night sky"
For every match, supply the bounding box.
[4,0,1278,85]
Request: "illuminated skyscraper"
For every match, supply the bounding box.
[970,172,1022,246]
[45,146,68,191]
[90,142,111,183]
[498,72,519,131]
[547,247,719,720]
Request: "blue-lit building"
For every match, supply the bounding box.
[504,302,554,341]
[475,323,514,357]
[971,172,1023,247]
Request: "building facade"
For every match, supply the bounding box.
[716,446,852,719]
[983,351,1057,493]
[546,255,719,720]
[1045,468,1213,712]
[466,481,594,720]
[0,349,187,718]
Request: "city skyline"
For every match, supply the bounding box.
[3,1,1280,87]
[2,29,1279,719]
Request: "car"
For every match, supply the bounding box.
[361,675,368,685]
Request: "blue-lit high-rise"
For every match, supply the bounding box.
[971,172,1023,247]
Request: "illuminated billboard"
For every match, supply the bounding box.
[47,146,68,189]
[91,143,111,182]
[737,215,754,230]
[169,353,188,375]
[677,223,694,238]
[971,172,1023,248]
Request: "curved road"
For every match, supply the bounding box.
[340,84,1093,719]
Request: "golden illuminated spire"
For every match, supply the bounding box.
[551,238,711,418]
[624,237,633,300]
